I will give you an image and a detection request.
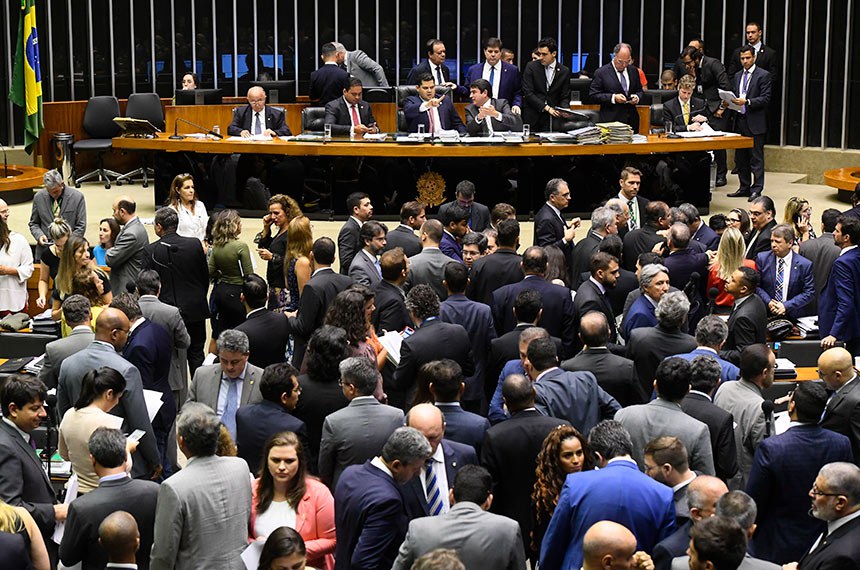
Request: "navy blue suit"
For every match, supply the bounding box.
[334,461,410,570]
[754,251,815,319]
[534,203,574,270]
[309,63,350,106]
[731,66,771,195]
[492,276,576,359]
[406,60,452,87]
[236,400,308,475]
[652,520,693,570]
[439,230,463,263]
[663,248,709,293]
[746,424,853,564]
[674,347,740,384]
[589,63,645,132]
[464,61,523,108]
[434,402,490,455]
[440,293,497,405]
[400,439,478,520]
[533,368,621,436]
[539,460,676,570]
[692,223,721,251]
[818,247,860,350]
[623,295,657,340]
[124,319,176,433]
[402,95,467,134]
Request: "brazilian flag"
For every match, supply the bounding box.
[9,0,43,154]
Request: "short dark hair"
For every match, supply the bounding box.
[645,436,689,472]
[681,45,703,61]
[792,381,829,423]
[242,274,268,309]
[260,362,299,403]
[737,266,760,291]
[346,76,363,89]
[136,270,161,296]
[690,355,722,394]
[485,37,502,50]
[469,78,491,95]
[750,194,775,216]
[426,38,444,55]
[638,252,663,268]
[455,180,476,199]
[496,219,520,247]
[526,337,558,371]
[380,247,407,281]
[346,192,370,213]
[501,374,535,410]
[838,215,860,245]
[417,71,435,85]
[822,208,841,233]
[62,294,92,325]
[739,344,772,381]
[538,37,558,53]
[0,375,47,417]
[709,214,728,232]
[452,465,493,504]
[339,356,379,396]
[644,201,670,226]
[109,292,142,321]
[258,527,307,570]
[400,201,425,222]
[312,237,336,265]
[444,262,469,293]
[522,246,548,274]
[177,402,221,457]
[154,207,179,231]
[320,42,338,58]
[655,357,691,402]
[421,219,444,243]
[406,284,440,321]
[738,44,755,57]
[544,178,567,201]
[491,203,516,227]
[690,516,748,570]
[590,252,618,275]
[88,427,128,469]
[360,220,387,245]
[514,290,542,323]
[441,204,469,226]
[588,420,634,460]
[461,231,487,254]
[597,234,623,259]
[425,359,464,401]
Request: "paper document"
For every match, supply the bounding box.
[773,411,790,435]
[718,89,743,111]
[363,133,388,141]
[241,540,265,570]
[378,330,405,365]
[52,474,79,545]
[775,358,796,370]
[142,389,164,423]
[226,134,273,141]
[203,352,218,366]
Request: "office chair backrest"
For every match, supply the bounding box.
[82,96,121,139]
[301,107,326,132]
[126,93,166,131]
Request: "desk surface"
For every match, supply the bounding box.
[113,132,752,158]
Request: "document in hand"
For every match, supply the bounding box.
[718,89,743,111]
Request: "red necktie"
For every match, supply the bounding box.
[351,104,360,126]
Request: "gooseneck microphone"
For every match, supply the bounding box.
[666,106,708,139]
[169,117,225,140]
[708,287,719,315]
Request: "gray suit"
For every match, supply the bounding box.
[404,247,454,301]
[150,454,252,570]
[392,502,527,570]
[317,397,404,487]
[464,98,523,136]
[186,362,264,412]
[57,341,160,478]
[798,233,841,313]
[39,326,95,389]
[713,379,768,490]
[346,49,389,87]
[138,295,191,405]
[348,249,382,288]
[672,555,778,570]
[29,185,87,258]
[105,216,149,294]
[615,398,716,476]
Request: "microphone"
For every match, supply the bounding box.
[762,400,775,437]
[44,394,58,408]
[666,106,708,139]
[708,287,719,315]
[684,271,701,301]
[169,117,224,140]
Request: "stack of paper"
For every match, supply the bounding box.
[796,316,818,338]
[31,309,60,335]
[597,121,634,144]
[567,126,603,144]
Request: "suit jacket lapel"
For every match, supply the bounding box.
[241,367,258,405]
[0,422,52,488]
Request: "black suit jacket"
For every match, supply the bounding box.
[235,308,290,369]
[573,279,620,346]
[662,96,708,132]
[617,195,651,239]
[561,347,646,407]
[465,248,524,306]
[0,421,56,539]
[534,202,574,268]
[401,439,478,520]
[727,44,780,82]
[721,295,768,365]
[652,520,693,570]
[288,268,353,367]
[692,222,721,251]
[372,280,410,334]
[292,374,350,475]
[227,104,291,136]
[570,232,603,289]
[338,218,363,275]
[797,515,860,570]
[681,392,739,482]
[383,225,422,257]
[694,56,732,115]
[589,62,645,131]
[730,66,772,136]
[324,96,377,136]
[123,319,176,432]
[622,225,667,271]
[59,476,159,570]
[236,400,308,474]
[745,219,778,260]
[406,60,452,87]
[142,231,210,322]
[663,248,709,292]
[820,376,860,466]
[464,98,523,136]
[438,201,491,233]
[626,325,698,397]
[521,59,572,131]
[309,64,350,106]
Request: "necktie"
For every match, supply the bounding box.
[427,108,436,134]
[425,461,444,515]
[52,198,61,216]
[619,71,628,94]
[628,199,637,229]
[374,257,382,277]
[436,65,444,85]
[774,258,785,302]
[740,71,750,115]
[254,112,262,135]
[683,101,690,125]
[545,64,554,88]
[222,378,239,439]
[351,104,360,126]
[488,65,496,95]
[29,435,37,451]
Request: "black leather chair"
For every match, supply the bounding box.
[650,103,665,134]
[74,96,122,189]
[115,93,165,187]
[777,340,845,368]
[395,85,450,132]
[0,332,59,359]
[363,87,395,103]
[301,107,326,133]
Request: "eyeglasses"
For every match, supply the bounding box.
[727,217,741,223]
[811,485,841,497]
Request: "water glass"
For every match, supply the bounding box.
[522,124,530,139]
[324,123,332,141]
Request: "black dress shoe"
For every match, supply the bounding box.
[727,189,751,198]
[715,177,728,187]
[747,192,761,202]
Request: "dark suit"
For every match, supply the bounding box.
[754,251,815,319]
[334,461,411,570]
[662,95,708,132]
[464,61,523,107]
[288,267,353,367]
[574,279,620,346]
[309,63,350,106]
[626,325,697,397]
[570,232,603,289]
[521,59,572,132]
[123,319,176,436]
[731,66,771,196]
[383,225,422,257]
[440,294,497,405]
[236,400,308,474]
[692,55,732,179]
[622,225,667,271]
[372,280,410,334]
[487,324,531,403]
[434,402,490,456]
[338,217,363,275]
[227,104,291,136]
[0,421,56,541]
[59,476,159,570]
[818,247,860,351]
[797,514,860,570]
[745,219,778,260]
[691,222,721,251]
[324,96,377,136]
[533,368,620,435]
[292,374,349,475]
[0,533,29,570]
[349,249,383,288]
[721,295,769,365]
[561,347,646,407]
[465,248,524,306]
[235,308,290,369]
[618,194,651,237]
[624,294,658,340]
[746,424,853,564]
[663,248,709,292]
[439,230,464,263]
[401,439,478,520]
[406,60,452,87]
[402,95,466,134]
[681,391,739,482]
[534,203,573,270]
[482,409,570,558]
[675,347,740,384]
[589,62,645,131]
[652,520,693,570]
[464,98,523,136]
[820,374,860,467]
[492,275,575,358]
[727,44,780,81]
[798,233,841,314]
[438,201,491,233]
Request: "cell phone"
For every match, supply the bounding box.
[127,429,146,443]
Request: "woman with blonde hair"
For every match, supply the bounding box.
[51,235,112,322]
[284,215,313,304]
[783,196,815,245]
[208,210,253,348]
[706,227,757,313]
[0,499,50,570]
[257,194,302,312]
[36,217,71,309]
[166,173,209,244]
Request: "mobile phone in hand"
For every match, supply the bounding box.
[127,429,146,443]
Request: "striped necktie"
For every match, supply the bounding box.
[425,460,444,515]
[774,257,785,302]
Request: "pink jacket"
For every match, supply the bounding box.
[250,477,336,570]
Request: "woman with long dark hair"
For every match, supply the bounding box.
[0,214,34,316]
[257,526,308,570]
[58,367,128,493]
[166,173,209,244]
[91,217,120,266]
[250,432,335,570]
[257,194,302,312]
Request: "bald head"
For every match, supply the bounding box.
[247,86,266,100]
[98,511,139,563]
[579,311,610,347]
[111,196,136,224]
[818,347,855,390]
[94,308,131,348]
[582,521,637,570]
[406,403,445,453]
[687,475,729,522]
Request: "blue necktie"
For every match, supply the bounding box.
[425,461,444,515]
[436,65,444,85]
[222,379,239,439]
[488,65,496,95]
[774,258,785,302]
[740,71,750,115]
[254,112,262,135]
[619,71,628,94]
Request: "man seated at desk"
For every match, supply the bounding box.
[403,73,467,135]
[228,86,291,138]
[325,77,379,137]
[464,79,523,136]
[662,75,708,132]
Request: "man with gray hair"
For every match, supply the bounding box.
[30,168,86,257]
[605,198,632,236]
[571,206,618,288]
[150,403,253,570]
[334,426,431,569]
[623,262,670,340]
[319,356,405,488]
[663,222,709,292]
[626,292,697,396]
[589,42,645,131]
[186,329,263,440]
[679,203,720,251]
[39,294,94,389]
[332,40,390,87]
[674,315,741,383]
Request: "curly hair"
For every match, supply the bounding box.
[269,194,303,222]
[325,288,373,345]
[531,425,593,550]
[72,268,106,306]
[306,326,351,383]
[211,209,242,247]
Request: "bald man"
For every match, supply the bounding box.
[227,86,291,137]
[106,196,148,294]
[402,403,478,520]
[57,308,161,479]
[99,511,140,568]
[819,347,860,465]
[582,521,653,570]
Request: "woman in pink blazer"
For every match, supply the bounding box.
[250,431,336,570]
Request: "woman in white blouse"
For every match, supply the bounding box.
[0,213,34,316]
[166,173,208,244]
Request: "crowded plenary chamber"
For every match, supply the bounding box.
[2,0,860,569]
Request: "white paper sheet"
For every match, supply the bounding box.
[241,540,265,570]
[718,89,743,111]
[142,389,164,423]
[52,473,79,544]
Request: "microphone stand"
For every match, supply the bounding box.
[667,106,709,139]
[169,117,225,141]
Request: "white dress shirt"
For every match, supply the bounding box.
[418,443,451,513]
[170,200,209,242]
[482,61,501,97]
[773,251,792,302]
